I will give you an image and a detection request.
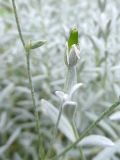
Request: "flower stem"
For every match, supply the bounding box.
[11,0,25,49]
[26,52,44,160]
[46,62,77,159]
[64,66,77,93]
[11,0,44,159]
[71,107,86,160]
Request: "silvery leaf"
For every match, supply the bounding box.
[30,40,46,49]
[0,128,21,156]
[86,112,117,139]
[0,112,7,130]
[55,91,68,101]
[79,135,114,147]
[69,83,83,99]
[93,140,120,160]
[110,111,120,121]
[41,99,76,142]
[0,83,14,103]
[63,101,77,108]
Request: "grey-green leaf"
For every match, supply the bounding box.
[30,40,46,49]
[110,111,120,121]
[79,135,114,147]
[41,99,76,142]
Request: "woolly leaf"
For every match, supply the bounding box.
[79,135,114,147]
[30,40,46,49]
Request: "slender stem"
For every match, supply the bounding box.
[46,65,77,158]
[52,101,120,160]
[79,147,86,160]
[71,121,84,159]
[71,107,86,160]
[26,53,44,159]
[11,0,26,50]
[11,0,44,159]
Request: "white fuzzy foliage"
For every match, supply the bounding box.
[79,135,114,147]
[110,111,120,121]
[41,99,76,142]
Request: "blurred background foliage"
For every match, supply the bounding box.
[0,0,120,160]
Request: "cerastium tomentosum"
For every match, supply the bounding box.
[11,1,120,160]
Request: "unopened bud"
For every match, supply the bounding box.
[65,26,80,67]
[25,40,46,52]
[65,44,80,67]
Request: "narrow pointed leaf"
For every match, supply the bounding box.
[30,40,46,49]
[0,128,21,156]
[79,135,114,147]
[41,99,76,142]
[110,111,120,121]
[93,140,120,160]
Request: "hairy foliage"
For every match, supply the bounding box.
[0,0,120,160]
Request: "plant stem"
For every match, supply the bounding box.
[26,53,44,160]
[12,0,44,159]
[46,65,77,158]
[71,107,86,160]
[46,64,77,159]
[65,66,77,93]
[11,0,25,49]
[52,101,120,160]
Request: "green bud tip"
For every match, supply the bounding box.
[68,26,78,51]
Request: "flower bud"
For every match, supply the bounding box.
[25,40,46,52]
[30,40,46,49]
[65,43,80,67]
[65,26,80,67]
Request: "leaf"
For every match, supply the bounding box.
[93,140,120,160]
[41,99,76,142]
[69,83,83,99]
[79,135,114,147]
[86,112,117,139]
[0,83,14,103]
[0,128,21,156]
[110,111,120,121]
[113,84,120,97]
[87,36,100,52]
[13,153,22,160]
[105,19,111,38]
[0,112,7,130]
[55,91,68,101]
[30,40,46,49]
[63,100,77,108]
